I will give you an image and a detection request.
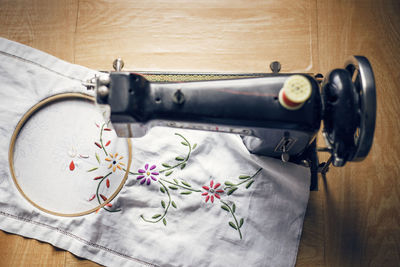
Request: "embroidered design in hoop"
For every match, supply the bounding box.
[8,93,132,217]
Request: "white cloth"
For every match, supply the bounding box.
[0,37,310,267]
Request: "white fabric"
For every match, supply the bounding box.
[0,37,310,267]
[13,97,131,214]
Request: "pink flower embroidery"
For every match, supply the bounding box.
[202,180,224,203]
[137,164,159,185]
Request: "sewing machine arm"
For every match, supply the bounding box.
[87,56,376,189]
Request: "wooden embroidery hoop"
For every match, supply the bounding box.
[8,93,132,217]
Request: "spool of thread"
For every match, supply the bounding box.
[279,75,312,110]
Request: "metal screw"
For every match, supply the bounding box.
[314,73,324,84]
[99,74,110,85]
[113,58,124,71]
[281,146,290,162]
[281,152,290,162]
[97,85,110,98]
[319,155,333,174]
[173,89,185,104]
[301,159,310,167]
[270,61,281,73]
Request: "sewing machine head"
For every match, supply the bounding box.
[85,56,376,186]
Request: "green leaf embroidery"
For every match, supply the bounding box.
[136,134,261,239]
[239,218,244,228]
[246,180,254,189]
[87,167,98,172]
[229,221,237,230]
[181,180,191,187]
[95,153,100,164]
[227,187,238,195]
[221,205,230,212]
[221,200,243,240]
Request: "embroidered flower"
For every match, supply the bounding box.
[202,180,224,203]
[105,153,125,172]
[137,164,159,185]
[67,145,90,171]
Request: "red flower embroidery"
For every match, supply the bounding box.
[202,180,224,203]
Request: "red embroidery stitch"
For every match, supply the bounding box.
[69,160,75,171]
[86,122,124,213]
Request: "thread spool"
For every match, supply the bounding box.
[279,75,312,110]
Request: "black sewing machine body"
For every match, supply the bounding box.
[88,56,376,190]
[104,73,321,158]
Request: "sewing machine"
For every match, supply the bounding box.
[85,56,376,190]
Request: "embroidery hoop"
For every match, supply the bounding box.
[8,93,132,217]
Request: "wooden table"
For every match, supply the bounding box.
[0,0,399,266]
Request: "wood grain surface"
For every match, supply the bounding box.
[0,0,399,266]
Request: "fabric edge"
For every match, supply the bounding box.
[248,154,311,267]
[290,186,311,267]
[0,211,155,267]
[0,37,98,82]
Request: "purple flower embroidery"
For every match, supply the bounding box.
[137,164,159,185]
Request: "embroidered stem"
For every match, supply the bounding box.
[160,133,192,173]
[224,168,262,190]
[220,200,242,240]
[95,171,121,212]
[99,123,108,156]
[140,180,171,224]
[121,167,141,176]
[160,178,201,192]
